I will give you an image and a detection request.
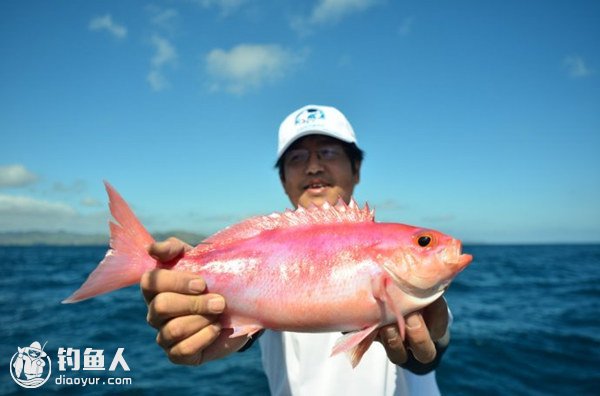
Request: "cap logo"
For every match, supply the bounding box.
[295,108,325,126]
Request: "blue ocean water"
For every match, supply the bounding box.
[1,245,599,395]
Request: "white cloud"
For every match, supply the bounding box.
[150,35,177,67]
[147,6,179,31]
[52,180,86,194]
[81,197,102,207]
[422,214,455,223]
[337,54,352,67]
[292,0,379,32]
[0,194,107,232]
[148,35,177,91]
[0,164,38,188]
[375,199,405,212]
[310,0,379,24]
[398,16,414,36]
[205,44,306,94]
[147,70,170,91]
[0,194,76,217]
[194,0,247,16]
[89,14,127,39]
[563,55,593,78]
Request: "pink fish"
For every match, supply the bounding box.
[64,182,473,367]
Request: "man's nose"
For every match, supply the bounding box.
[305,151,324,174]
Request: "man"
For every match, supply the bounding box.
[141,105,451,395]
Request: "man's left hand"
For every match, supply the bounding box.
[377,296,449,365]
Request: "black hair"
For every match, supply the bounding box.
[275,140,365,182]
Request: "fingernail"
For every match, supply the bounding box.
[406,314,422,329]
[383,326,398,340]
[211,323,222,333]
[188,279,205,293]
[383,327,399,345]
[208,297,225,313]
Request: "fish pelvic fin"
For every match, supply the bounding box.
[331,323,380,368]
[229,325,263,339]
[62,181,156,303]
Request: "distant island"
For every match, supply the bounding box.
[0,231,207,246]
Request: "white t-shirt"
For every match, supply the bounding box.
[259,330,441,396]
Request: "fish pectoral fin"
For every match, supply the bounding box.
[331,323,380,368]
[229,324,263,339]
[375,276,407,340]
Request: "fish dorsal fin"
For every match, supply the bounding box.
[203,197,375,246]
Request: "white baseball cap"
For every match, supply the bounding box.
[277,104,357,160]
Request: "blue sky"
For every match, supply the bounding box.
[1,0,599,243]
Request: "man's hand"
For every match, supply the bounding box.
[377,297,449,370]
[141,238,248,365]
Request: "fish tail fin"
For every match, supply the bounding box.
[62,181,156,303]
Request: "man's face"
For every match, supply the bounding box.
[281,135,360,208]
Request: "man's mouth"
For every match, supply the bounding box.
[303,180,331,191]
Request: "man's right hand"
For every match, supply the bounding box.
[141,238,248,365]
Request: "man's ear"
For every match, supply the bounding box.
[278,163,286,184]
[280,171,290,195]
[281,177,294,205]
[353,161,361,185]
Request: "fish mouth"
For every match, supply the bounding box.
[454,253,473,268]
[443,239,473,269]
[444,253,473,270]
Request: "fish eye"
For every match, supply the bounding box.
[417,235,432,247]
